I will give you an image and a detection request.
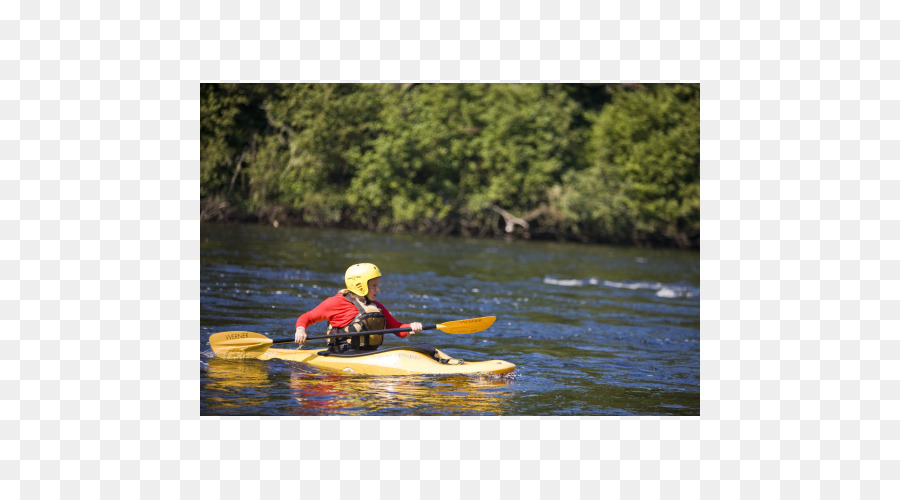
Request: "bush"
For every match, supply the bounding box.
[199,83,700,248]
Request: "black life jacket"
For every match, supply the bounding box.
[325,294,386,351]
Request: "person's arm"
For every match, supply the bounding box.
[296,299,333,329]
[376,301,423,338]
[294,326,307,344]
[294,295,356,344]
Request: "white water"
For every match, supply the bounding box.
[542,276,700,299]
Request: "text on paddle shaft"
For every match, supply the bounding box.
[225,332,250,340]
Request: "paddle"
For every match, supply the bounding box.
[209,316,497,360]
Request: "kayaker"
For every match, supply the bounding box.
[293,263,423,353]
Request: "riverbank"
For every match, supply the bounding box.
[202,84,699,249]
[200,198,700,250]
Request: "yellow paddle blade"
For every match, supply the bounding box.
[435,316,496,334]
[209,331,274,359]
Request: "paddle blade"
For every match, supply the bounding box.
[209,331,274,359]
[435,316,496,334]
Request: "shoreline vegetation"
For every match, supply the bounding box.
[201,83,699,249]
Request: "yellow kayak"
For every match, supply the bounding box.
[259,344,516,376]
[208,320,515,376]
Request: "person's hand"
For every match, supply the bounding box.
[409,322,423,334]
[294,326,307,344]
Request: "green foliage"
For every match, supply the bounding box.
[560,84,700,246]
[199,83,700,248]
[200,84,269,202]
[470,85,580,208]
[347,84,479,231]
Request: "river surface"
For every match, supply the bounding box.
[200,224,700,416]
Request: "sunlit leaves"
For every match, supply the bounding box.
[199,83,700,247]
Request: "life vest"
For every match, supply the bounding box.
[325,294,386,350]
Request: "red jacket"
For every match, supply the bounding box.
[296,293,413,338]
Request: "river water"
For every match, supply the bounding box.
[200,224,700,416]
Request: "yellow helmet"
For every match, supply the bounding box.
[344,263,382,296]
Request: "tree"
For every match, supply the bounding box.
[200,83,269,202]
[199,83,700,248]
[560,84,700,247]
[253,84,385,225]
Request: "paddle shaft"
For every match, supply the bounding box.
[269,324,438,344]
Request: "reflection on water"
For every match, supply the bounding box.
[202,359,274,413]
[201,357,516,416]
[201,224,699,416]
[287,371,516,416]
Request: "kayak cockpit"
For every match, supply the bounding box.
[315,343,465,365]
[316,343,438,357]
